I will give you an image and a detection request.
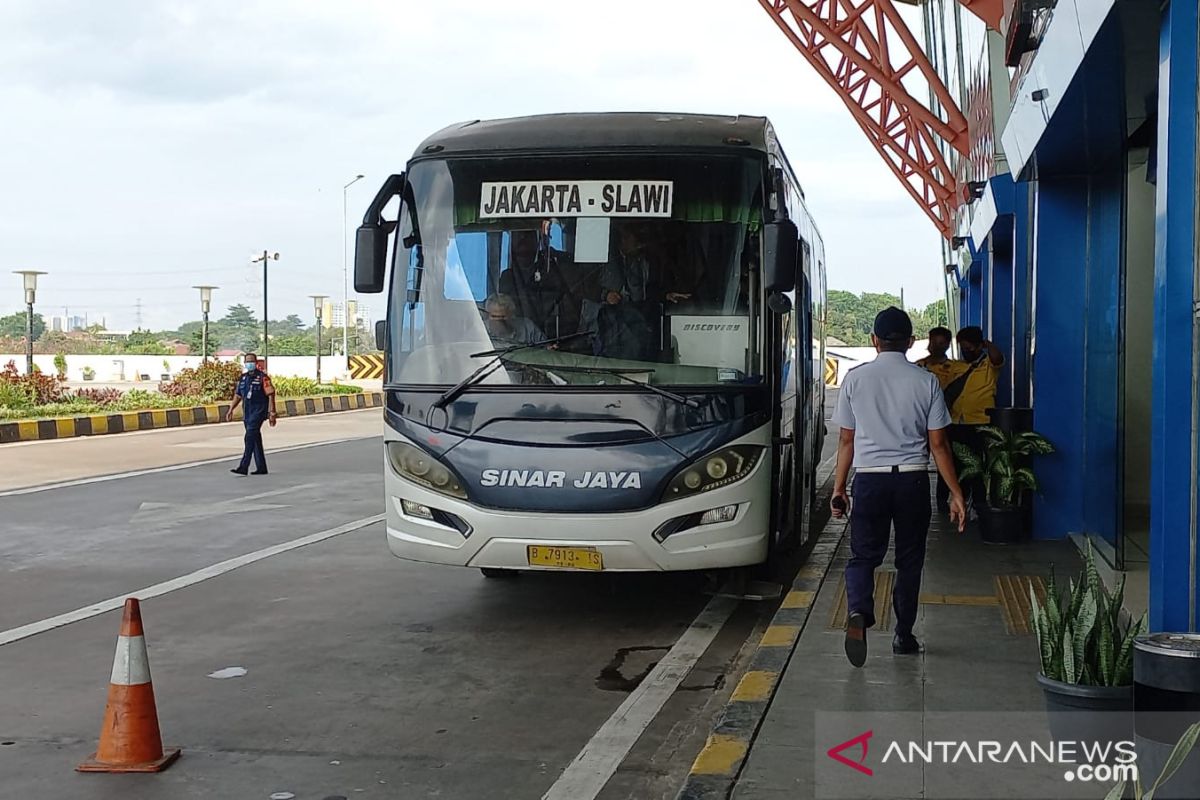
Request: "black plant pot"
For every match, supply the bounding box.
[978,505,1027,544]
[1038,674,1134,750]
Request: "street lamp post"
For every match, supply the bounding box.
[343,174,364,367]
[310,294,328,384]
[193,285,218,364]
[13,270,46,376]
[251,251,280,360]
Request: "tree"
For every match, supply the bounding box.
[272,314,306,335]
[189,328,221,357]
[0,311,46,341]
[824,290,947,345]
[269,333,317,355]
[220,304,261,352]
[221,304,258,328]
[922,299,949,328]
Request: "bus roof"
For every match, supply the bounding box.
[412,113,776,160]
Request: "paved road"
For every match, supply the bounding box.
[0,395,838,800]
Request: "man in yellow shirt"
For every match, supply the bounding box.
[918,326,1004,513]
[944,326,1005,515]
[952,326,1005,425]
[916,326,968,388]
[919,327,969,511]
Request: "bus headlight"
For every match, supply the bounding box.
[663,445,763,501]
[387,441,468,500]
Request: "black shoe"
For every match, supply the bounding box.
[231,468,248,476]
[892,633,921,655]
[845,612,868,668]
[251,470,268,475]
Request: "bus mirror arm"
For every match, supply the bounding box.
[762,218,799,294]
[355,173,406,294]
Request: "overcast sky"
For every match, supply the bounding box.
[0,0,943,332]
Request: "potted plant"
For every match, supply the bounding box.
[1032,543,1146,749]
[952,426,1054,543]
[81,366,95,382]
[53,352,68,379]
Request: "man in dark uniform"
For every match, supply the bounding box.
[830,308,967,667]
[226,353,276,476]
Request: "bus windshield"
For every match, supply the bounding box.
[387,154,765,388]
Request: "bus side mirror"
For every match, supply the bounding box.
[763,219,798,293]
[375,319,387,352]
[355,225,388,293]
[355,173,406,293]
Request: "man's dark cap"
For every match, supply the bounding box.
[873,306,913,341]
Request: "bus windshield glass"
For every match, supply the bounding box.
[387,154,764,388]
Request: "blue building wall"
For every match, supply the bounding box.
[958,0,1197,629]
[1149,0,1199,632]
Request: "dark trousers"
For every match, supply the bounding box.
[845,471,931,637]
[936,424,984,510]
[237,419,267,472]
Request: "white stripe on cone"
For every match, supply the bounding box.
[109,635,152,686]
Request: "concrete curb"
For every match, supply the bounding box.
[0,391,384,444]
[675,513,849,800]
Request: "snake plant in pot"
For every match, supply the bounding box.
[1031,542,1147,751]
[952,426,1054,542]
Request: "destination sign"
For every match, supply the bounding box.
[479,180,673,218]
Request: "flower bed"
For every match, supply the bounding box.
[0,359,362,421]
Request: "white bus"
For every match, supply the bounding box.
[354,113,827,576]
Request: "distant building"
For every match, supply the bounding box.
[50,315,88,333]
[321,300,365,330]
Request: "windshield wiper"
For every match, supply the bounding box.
[546,364,700,408]
[431,331,591,409]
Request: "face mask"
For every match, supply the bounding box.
[243,362,255,372]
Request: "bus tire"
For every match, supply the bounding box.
[480,568,519,579]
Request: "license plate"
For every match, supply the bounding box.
[526,545,603,571]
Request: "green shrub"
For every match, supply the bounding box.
[53,352,68,378]
[272,376,319,397]
[71,387,123,407]
[320,383,362,395]
[1,359,66,404]
[271,378,363,397]
[161,360,241,401]
[0,380,32,409]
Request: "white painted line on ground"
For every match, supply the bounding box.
[0,437,374,498]
[0,514,384,647]
[541,594,738,800]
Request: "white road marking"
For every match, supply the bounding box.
[0,514,384,647]
[129,483,318,525]
[541,594,738,800]
[0,438,372,498]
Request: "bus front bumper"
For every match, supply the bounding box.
[384,476,770,572]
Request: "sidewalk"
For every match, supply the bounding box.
[733,492,1078,798]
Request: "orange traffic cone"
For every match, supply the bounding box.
[77,598,181,773]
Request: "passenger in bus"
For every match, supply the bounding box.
[590,291,653,362]
[600,223,692,307]
[499,229,580,338]
[483,293,546,347]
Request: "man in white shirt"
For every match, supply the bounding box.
[830,307,967,667]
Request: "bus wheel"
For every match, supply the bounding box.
[480,568,520,579]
